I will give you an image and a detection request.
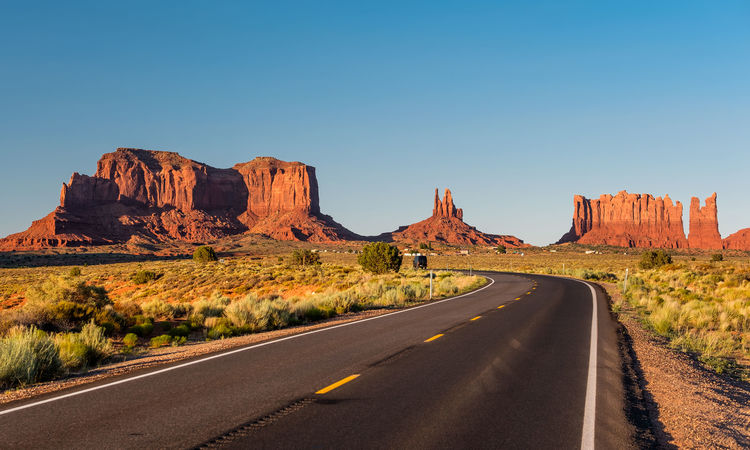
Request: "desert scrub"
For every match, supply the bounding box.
[620,265,750,380]
[0,326,62,389]
[224,295,292,331]
[54,322,113,371]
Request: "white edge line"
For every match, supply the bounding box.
[0,274,496,416]
[574,278,598,450]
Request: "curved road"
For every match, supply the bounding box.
[0,272,635,449]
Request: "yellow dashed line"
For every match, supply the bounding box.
[497,305,506,309]
[315,374,360,394]
[526,291,532,295]
[515,297,522,301]
[470,316,482,321]
[424,334,444,343]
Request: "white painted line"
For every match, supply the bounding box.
[575,279,598,450]
[0,275,496,416]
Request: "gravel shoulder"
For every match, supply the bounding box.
[602,282,750,449]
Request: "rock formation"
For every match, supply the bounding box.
[388,188,527,247]
[0,148,358,250]
[557,191,688,248]
[688,193,722,249]
[723,229,750,250]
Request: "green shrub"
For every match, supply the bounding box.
[0,326,62,388]
[639,250,672,269]
[22,277,118,332]
[496,245,506,254]
[168,324,190,338]
[358,242,402,274]
[419,242,432,250]
[127,317,154,337]
[290,249,321,266]
[68,267,82,277]
[122,333,139,349]
[193,246,218,263]
[131,270,160,284]
[711,253,724,262]
[207,323,234,340]
[149,334,173,348]
[53,322,112,371]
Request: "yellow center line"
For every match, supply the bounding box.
[515,297,522,301]
[497,305,506,309]
[470,316,481,321]
[315,374,360,394]
[424,333,444,342]
[526,291,532,295]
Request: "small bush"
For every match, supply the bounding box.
[711,253,724,262]
[290,249,321,266]
[224,296,292,331]
[54,322,112,371]
[168,324,190,338]
[68,267,82,277]
[141,299,175,320]
[496,245,506,254]
[123,333,139,349]
[358,242,402,274]
[131,270,160,284]
[0,326,62,388]
[150,334,173,348]
[193,246,218,263]
[127,317,155,337]
[207,323,234,340]
[639,250,672,269]
[419,242,432,250]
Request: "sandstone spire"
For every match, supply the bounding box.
[688,193,722,249]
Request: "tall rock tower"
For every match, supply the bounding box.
[688,193,722,249]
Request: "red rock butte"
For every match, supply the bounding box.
[388,188,528,247]
[0,148,359,250]
[557,191,750,250]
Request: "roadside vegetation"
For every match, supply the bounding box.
[0,252,485,390]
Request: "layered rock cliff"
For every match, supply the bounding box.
[688,193,722,250]
[0,148,358,249]
[557,191,688,248]
[388,188,527,247]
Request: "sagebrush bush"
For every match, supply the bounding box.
[20,276,119,332]
[131,270,160,284]
[54,322,112,371]
[224,296,291,331]
[0,326,62,388]
[141,299,175,320]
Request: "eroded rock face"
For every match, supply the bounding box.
[390,188,527,247]
[0,148,357,249]
[557,191,688,248]
[688,193,722,250]
[723,229,750,250]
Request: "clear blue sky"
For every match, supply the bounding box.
[1,1,748,245]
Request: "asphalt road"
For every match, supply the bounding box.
[0,272,634,449]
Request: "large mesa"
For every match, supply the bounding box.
[557,191,688,248]
[0,148,358,250]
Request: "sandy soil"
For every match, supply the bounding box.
[602,282,750,449]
